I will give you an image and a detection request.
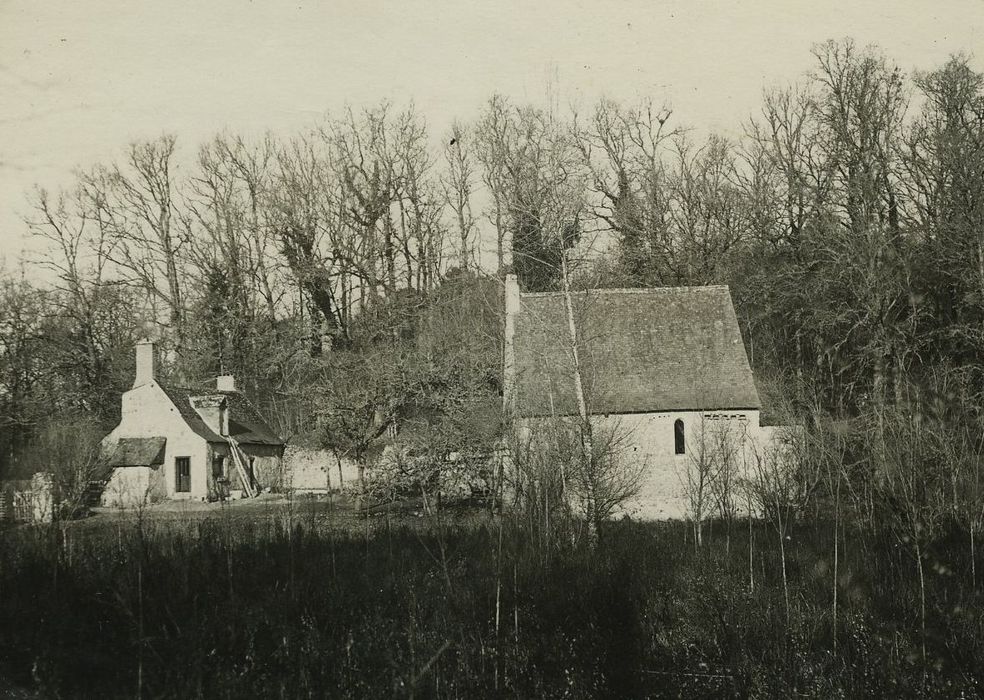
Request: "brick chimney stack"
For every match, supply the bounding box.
[134,340,157,387]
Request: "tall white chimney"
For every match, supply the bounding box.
[134,340,157,387]
[502,274,521,413]
[216,375,236,392]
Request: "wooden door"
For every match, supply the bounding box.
[175,457,191,492]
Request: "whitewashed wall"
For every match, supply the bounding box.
[101,381,209,503]
[102,466,165,507]
[518,409,788,520]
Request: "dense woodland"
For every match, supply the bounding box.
[0,36,982,489]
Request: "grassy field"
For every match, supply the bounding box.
[1,503,982,698]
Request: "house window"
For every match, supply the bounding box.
[175,457,191,492]
[674,419,685,455]
[212,455,226,480]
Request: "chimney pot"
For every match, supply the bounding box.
[216,375,236,392]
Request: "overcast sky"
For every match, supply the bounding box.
[1,0,982,265]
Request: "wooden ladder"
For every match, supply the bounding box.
[226,436,257,498]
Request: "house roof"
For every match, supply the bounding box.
[161,385,284,446]
[513,286,761,417]
[107,437,167,467]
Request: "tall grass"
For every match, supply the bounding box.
[0,509,981,698]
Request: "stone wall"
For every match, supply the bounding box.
[282,445,360,493]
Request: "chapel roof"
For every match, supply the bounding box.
[513,286,761,417]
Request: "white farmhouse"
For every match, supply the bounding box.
[503,274,789,519]
[99,341,285,506]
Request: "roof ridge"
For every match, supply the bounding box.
[521,285,731,298]
[163,383,240,395]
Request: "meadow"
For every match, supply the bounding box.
[1,501,982,699]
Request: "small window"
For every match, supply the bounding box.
[674,419,685,455]
[175,457,191,492]
[212,456,226,479]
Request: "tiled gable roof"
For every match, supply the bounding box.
[514,286,760,417]
[161,385,284,446]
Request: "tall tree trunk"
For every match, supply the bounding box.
[495,204,505,276]
[560,249,598,547]
[383,215,397,290]
[163,236,185,356]
[971,524,977,590]
[779,516,790,627]
[832,471,841,654]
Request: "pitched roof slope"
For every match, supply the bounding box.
[514,286,760,417]
[161,385,284,446]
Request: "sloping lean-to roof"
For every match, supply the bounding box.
[514,286,761,417]
[161,386,285,446]
[107,437,167,467]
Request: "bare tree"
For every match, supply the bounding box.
[571,98,679,285]
[509,414,644,551]
[876,407,950,665]
[812,40,913,413]
[270,131,344,349]
[511,272,647,548]
[0,271,50,468]
[475,94,513,274]
[442,121,478,271]
[319,102,445,300]
[24,185,139,417]
[679,414,745,551]
[746,422,807,626]
[902,56,984,372]
[81,135,189,357]
[22,414,106,518]
[185,133,283,323]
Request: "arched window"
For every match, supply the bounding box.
[674,419,685,455]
